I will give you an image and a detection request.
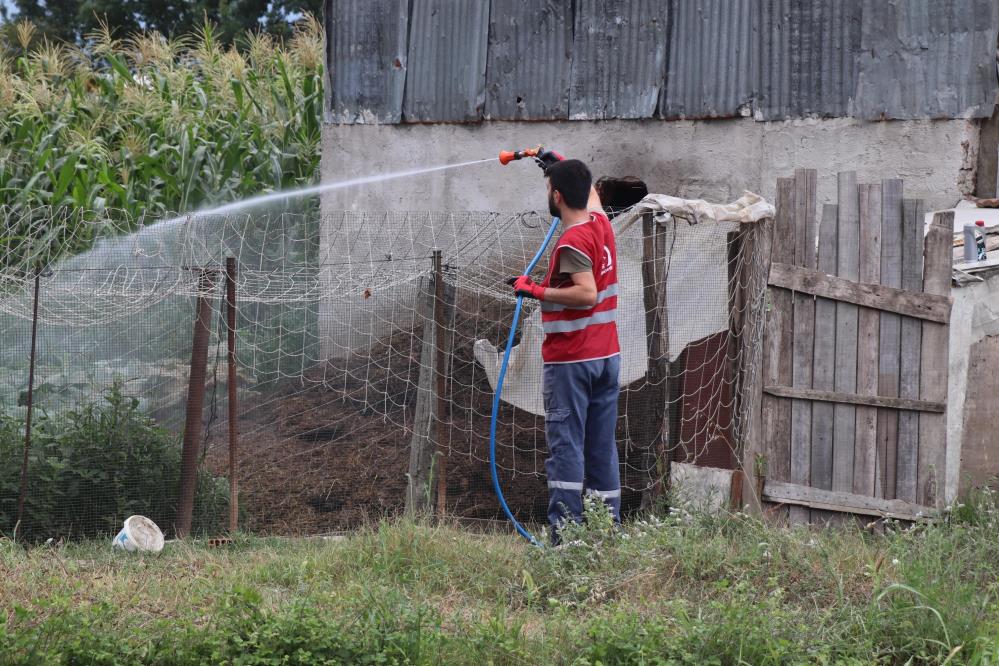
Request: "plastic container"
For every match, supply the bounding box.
[112,515,165,553]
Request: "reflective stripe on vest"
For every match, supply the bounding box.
[542,308,617,334]
[540,283,619,313]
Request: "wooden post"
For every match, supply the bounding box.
[225,258,239,533]
[760,178,795,511]
[15,270,41,533]
[432,250,451,520]
[917,211,953,508]
[406,252,454,516]
[638,212,671,505]
[737,217,773,514]
[177,269,215,538]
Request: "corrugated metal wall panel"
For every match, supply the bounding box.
[661,0,755,119]
[403,0,491,122]
[325,0,999,123]
[756,0,863,120]
[854,0,999,120]
[569,0,669,119]
[484,0,572,120]
[326,0,408,124]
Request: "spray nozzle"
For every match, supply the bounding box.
[499,145,543,165]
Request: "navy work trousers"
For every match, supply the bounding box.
[543,354,621,540]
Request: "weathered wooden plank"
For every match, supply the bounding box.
[854,184,881,497]
[763,481,936,522]
[790,168,817,525]
[896,199,924,502]
[766,264,951,323]
[917,211,953,508]
[811,203,838,493]
[763,386,944,412]
[833,172,859,494]
[794,169,818,270]
[761,178,795,487]
[877,179,903,499]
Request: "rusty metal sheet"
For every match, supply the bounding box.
[660,0,755,119]
[756,0,863,120]
[403,0,491,122]
[325,0,408,124]
[484,0,572,120]
[569,0,669,120]
[853,0,999,119]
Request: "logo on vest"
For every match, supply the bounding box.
[600,245,613,275]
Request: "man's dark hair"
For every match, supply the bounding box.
[547,159,592,210]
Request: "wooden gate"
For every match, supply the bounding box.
[744,170,953,522]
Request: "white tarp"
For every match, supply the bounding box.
[474,192,775,416]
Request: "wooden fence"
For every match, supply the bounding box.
[742,170,953,523]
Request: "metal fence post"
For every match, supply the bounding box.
[225,257,239,533]
[177,269,215,538]
[15,270,41,534]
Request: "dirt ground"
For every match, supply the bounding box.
[206,291,649,536]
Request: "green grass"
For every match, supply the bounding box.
[3,495,999,664]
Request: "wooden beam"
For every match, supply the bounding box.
[764,385,945,413]
[763,480,936,522]
[767,263,951,323]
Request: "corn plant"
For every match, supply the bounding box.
[0,17,323,222]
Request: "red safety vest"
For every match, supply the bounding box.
[539,211,620,364]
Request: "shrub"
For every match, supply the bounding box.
[0,382,228,540]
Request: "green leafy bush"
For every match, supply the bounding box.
[0,383,228,540]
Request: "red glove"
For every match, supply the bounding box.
[508,275,545,300]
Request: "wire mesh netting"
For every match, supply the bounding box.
[0,204,772,540]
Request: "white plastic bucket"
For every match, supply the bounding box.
[112,515,165,553]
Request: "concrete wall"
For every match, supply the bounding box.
[949,273,999,501]
[321,118,978,213]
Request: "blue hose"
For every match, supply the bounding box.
[489,216,561,547]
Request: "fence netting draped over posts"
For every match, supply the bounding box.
[0,202,773,540]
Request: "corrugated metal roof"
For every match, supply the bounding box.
[756,0,863,120]
[660,0,755,119]
[484,0,572,120]
[853,0,999,119]
[325,0,408,124]
[402,0,491,122]
[568,0,669,120]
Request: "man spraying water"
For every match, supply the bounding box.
[509,152,621,545]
